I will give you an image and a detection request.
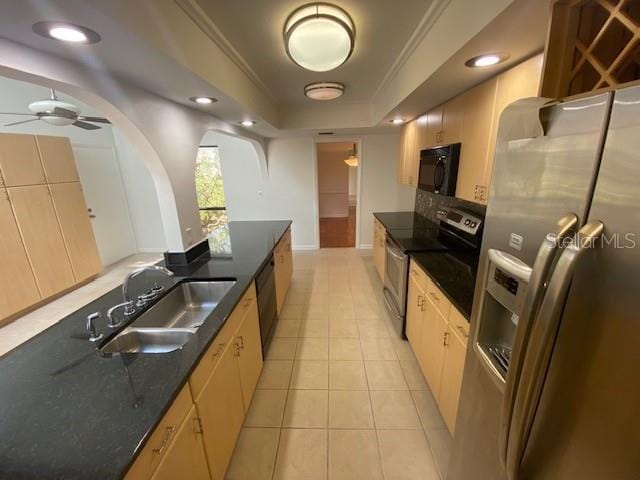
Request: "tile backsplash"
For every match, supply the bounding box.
[415,189,486,222]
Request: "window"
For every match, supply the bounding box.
[195,146,228,241]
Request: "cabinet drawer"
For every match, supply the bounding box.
[189,282,256,399]
[125,385,193,480]
[425,278,451,320]
[449,307,469,346]
[408,260,428,291]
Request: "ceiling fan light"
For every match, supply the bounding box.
[304,82,345,101]
[284,4,355,72]
[40,115,75,126]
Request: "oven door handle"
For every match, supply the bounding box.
[382,287,403,320]
[385,240,406,261]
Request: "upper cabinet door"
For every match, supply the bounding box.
[0,133,46,187]
[442,96,465,145]
[0,189,41,320]
[426,106,444,147]
[36,135,80,183]
[455,78,498,203]
[8,185,75,298]
[49,182,102,282]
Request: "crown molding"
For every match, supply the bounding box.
[373,0,451,100]
[175,0,279,103]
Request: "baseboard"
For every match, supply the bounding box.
[137,247,167,253]
[358,244,373,249]
[292,245,319,251]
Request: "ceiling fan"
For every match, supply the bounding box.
[0,88,111,130]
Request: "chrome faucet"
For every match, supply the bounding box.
[86,312,103,342]
[107,265,174,328]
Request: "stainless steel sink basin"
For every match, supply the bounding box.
[100,280,236,355]
[132,280,236,330]
[100,328,195,354]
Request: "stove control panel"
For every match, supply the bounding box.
[439,207,483,235]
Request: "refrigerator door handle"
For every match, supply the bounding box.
[505,220,604,480]
[499,213,579,466]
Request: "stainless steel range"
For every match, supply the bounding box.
[382,207,483,338]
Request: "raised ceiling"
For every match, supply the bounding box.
[189,0,433,105]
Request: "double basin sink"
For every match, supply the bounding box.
[101,280,236,354]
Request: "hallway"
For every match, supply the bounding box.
[319,207,356,248]
[226,248,452,480]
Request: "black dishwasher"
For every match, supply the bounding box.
[256,255,278,355]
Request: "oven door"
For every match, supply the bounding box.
[383,237,409,336]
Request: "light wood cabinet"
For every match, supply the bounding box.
[438,325,467,434]
[49,182,102,282]
[275,228,293,313]
[373,218,386,280]
[0,189,41,321]
[0,133,46,186]
[7,185,75,298]
[405,260,469,435]
[485,54,543,186]
[235,300,263,411]
[406,271,425,362]
[455,77,498,203]
[196,338,246,480]
[398,120,418,186]
[150,406,210,480]
[420,296,449,396]
[426,106,444,146]
[36,135,80,184]
[125,386,194,480]
[441,96,464,145]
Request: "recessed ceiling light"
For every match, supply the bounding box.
[390,118,404,125]
[284,3,355,72]
[465,53,509,68]
[241,120,255,127]
[304,82,345,101]
[32,21,101,44]
[190,96,217,105]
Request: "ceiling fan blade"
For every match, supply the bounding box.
[4,118,40,127]
[77,116,111,124]
[72,120,101,130]
[52,107,77,118]
[0,112,38,116]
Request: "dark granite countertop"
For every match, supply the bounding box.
[0,220,291,480]
[373,211,434,230]
[410,251,479,320]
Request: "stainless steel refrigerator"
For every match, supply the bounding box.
[449,84,640,479]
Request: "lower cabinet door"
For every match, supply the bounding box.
[438,327,467,434]
[151,406,210,480]
[406,275,424,360]
[196,341,245,480]
[420,298,448,397]
[235,301,264,411]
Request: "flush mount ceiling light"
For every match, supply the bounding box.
[241,120,255,127]
[190,96,217,105]
[304,82,345,101]
[344,142,358,167]
[32,21,101,44]
[390,118,404,125]
[284,3,355,72]
[465,53,509,68]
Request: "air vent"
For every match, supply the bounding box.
[318,131,334,135]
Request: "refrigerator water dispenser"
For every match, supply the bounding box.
[477,249,532,380]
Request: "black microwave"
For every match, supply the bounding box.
[418,143,461,196]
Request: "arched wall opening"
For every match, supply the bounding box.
[0,74,167,265]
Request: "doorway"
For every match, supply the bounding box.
[316,141,358,248]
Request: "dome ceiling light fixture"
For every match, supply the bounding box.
[284,3,355,72]
[465,52,510,68]
[344,142,358,167]
[304,82,345,101]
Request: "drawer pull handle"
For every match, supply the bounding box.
[443,331,450,347]
[457,326,469,339]
[153,425,176,455]
[244,298,252,307]
[429,292,440,301]
[212,342,225,358]
[417,295,423,308]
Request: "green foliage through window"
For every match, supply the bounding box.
[195,146,228,237]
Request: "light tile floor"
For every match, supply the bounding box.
[0,253,162,356]
[226,248,452,480]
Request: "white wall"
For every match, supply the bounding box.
[203,131,415,249]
